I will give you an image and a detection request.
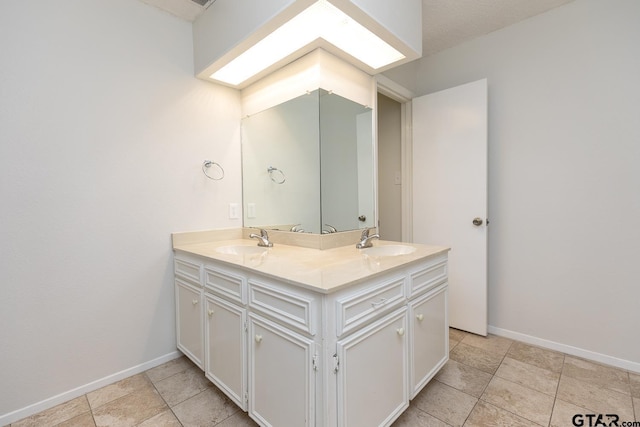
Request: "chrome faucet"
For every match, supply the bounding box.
[356,228,380,249]
[249,228,273,247]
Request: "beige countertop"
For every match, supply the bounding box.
[173,238,449,294]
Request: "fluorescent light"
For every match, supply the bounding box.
[210,0,405,86]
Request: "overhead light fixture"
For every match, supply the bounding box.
[210,0,405,86]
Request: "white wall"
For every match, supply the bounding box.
[0,0,242,421]
[384,0,640,369]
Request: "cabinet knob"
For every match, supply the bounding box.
[208,309,214,316]
[255,334,263,343]
[396,327,405,336]
[192,299,198,305]
[416,314,424,321]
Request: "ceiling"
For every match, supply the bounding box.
[141,0,575,57]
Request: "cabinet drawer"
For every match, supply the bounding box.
[248,280,317,336]
[336,277,406,337]
[175,258,201,286]
[205,267,245,305]
[409,257,447,297]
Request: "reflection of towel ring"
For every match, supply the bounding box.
[202,160,224,180]
[267,166,286,184]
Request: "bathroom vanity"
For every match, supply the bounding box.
[172,232,449,427]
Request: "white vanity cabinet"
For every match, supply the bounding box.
[173,246,448,427]
[203,266,247,410]
[247,277,319,427]
[336,307,409,426]
[174,258,203,369]
[248,313,316,427]
[408,256,449,398]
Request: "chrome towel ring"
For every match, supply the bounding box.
[202,160,224,180]
[267,166,286,184]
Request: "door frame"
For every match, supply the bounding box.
[376,75,414,242]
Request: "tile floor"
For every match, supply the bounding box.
[9,329,640,426]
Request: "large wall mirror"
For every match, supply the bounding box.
[242,89,375,234]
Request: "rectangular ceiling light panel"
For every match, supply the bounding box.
[210,0,405,86]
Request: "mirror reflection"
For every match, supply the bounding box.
[242,89,374,234]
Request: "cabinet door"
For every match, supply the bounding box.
[175,279,203,368]
[248,314,315,427]
[410,285,448,398]
[336,308,409,427]
[205,294,246,410]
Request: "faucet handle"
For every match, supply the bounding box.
[360,227,372,239]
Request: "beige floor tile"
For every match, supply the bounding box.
[557,375,635,421]
[460,334,513,356]
[507,341,565,374]
[481,376,554,426]
[136,409,182,427]
[449,337,460,351]
[12,396,91,427]
[449,328,468,343]
[171,387,240,427]
[145,356,194,384]
[563,356,631,395]
[392,405,452,426]
[56,411,96,427]
[92,386,167,427]
[434,360,492,398]
[86,374,151,410]
[412,380,477,427]
[550,399,592,427]
[464,400,533,427]
[631,372,640,398]
[215,411,260,427]
[449,343,504,375]
[495,356,560,396]
[154,365,211,407]
[634,397,639,421]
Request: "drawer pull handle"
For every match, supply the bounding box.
[416,314,424,321]
[208,309,214,316]
[371,298,388,309]
[192,299,198,305]
[396,327,405,336]
[255,335,263,343]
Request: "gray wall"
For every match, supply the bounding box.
[0,0,242,421]
[385,0,640,368]
[377,94,402,241]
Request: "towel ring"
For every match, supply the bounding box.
[202,160,224,180]
[267,166,286,184]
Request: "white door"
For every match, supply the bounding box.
[411,79,488,336]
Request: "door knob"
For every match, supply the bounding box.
[472,217,483,226]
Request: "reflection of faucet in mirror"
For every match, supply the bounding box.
[322,224,337,234]
[355,227,379,249]
[249,229,274,247]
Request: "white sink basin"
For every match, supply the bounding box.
[361,245,416,257]
[216,245,269,256]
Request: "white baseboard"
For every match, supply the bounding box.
[0,351,182,426]
[488,325,640,374]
